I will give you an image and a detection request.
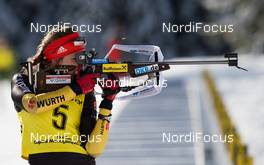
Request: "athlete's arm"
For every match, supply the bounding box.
[11,73,76,113]
[79,93,97,148]
[85,99,112,158]
[85,75,120,157]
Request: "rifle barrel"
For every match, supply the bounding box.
[133,60,229,65]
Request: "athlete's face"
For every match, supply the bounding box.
[51,53,79,75]
[58,53,78,66]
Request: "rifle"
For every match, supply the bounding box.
[75,51,247,77]
[30,44,246,98]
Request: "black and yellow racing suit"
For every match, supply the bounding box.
[11,70,113,165]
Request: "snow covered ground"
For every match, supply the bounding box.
[0,80,28,165]
[208,55,264,165]
[0,55,263,165]
[167,55,264,165]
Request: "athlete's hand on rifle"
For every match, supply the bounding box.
[100,74,120,102]
[71,73,100,95]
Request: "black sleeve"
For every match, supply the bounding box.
[99,99,113,110]
[79,92,97,148]
[11,73,34,112]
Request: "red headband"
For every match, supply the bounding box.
[43,32,86,61]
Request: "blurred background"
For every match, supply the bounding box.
[0,0,264,75]
[0,0,263,165]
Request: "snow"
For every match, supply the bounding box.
[208,55,264,165]
[0,80,28,165]
[151,55,264,165]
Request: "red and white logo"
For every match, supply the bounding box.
[46,75,71,84]
[28,98,36,109]
[57,46,67,54]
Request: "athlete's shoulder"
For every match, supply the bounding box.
[11,71,34,112]
[11,72,32,94]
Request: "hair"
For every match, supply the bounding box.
[30,27,74,66]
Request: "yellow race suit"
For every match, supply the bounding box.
[11,72,113,160]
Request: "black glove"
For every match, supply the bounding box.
[100,74,120,101]
[99,74,120,110]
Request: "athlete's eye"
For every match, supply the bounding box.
[71,57,77,62]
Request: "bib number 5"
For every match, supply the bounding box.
[52,105,69,130]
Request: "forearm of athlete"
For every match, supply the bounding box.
[85,99,112,157]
